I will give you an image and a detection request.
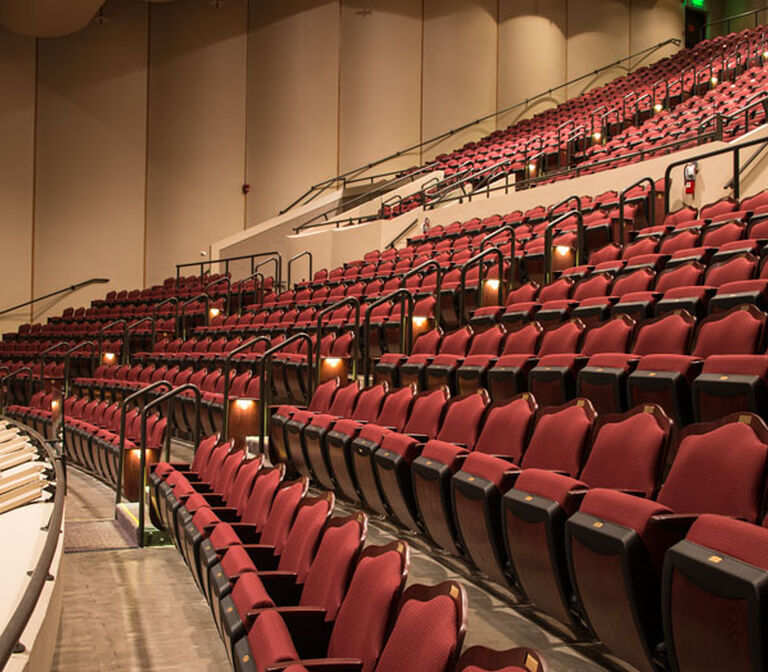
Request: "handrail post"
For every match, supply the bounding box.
[38,341,70,390]
[480,225,517,290]
[544,211,584,284]
[733,146,741,201]
[1,367,33,412]
[458,247,505,327]
[62,340,96,398]
[204,277,232,315]
[257,334,313,461]
[314,297,361,384]
[124,317,156,363]
[287,251,314,290]
[98,319,128,364]
[115,380,173,513]
[400,259,443,328]
[619,177,656,244]
[179,293,210,340]
[222,336,271,439]
[136,384,201,547]
[362,289,414,387]
[238,271,264,312]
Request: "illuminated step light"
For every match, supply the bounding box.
[235,398,256,411]
[485,279,500,291]
[324,357,342,368]
[209,307,221,319]
[102,352,117,364]
[412,316,428,328]
[555,245,571,257]
[654,103,663,112]
[592,131,602,141]
[710,76,719,86]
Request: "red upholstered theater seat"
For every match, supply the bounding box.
[504,404,671,627]
[577,310,696,415]
[375,328,442,389]
[487,321,543,401]
[219,512,367,665]
[232,539,408,672]
[661,514,768,672]
[411,391,491,555]
[455,645,550,672]
[627,304,766,424]
[566,413,768,672]
[372,386,451,532]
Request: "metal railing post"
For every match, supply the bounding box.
[362,289,414,387]
[222,336,271,439]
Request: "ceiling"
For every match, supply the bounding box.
[0,0,176,37]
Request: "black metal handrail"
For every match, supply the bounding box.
[386,218,420,249]
[664,135,768,213]
[479,226,517,290]
[175,251,281,287]
[458,247,505,326]
[548,195,583,218]
[114,380,173,513]
[287,251,313,290]
[362,289,414,387]
[314,298,360,383]
[257,333,314,458]
[137,384,201,546]
[254,256,282,291]
[0,418,65,669]
[619,177,656,244]
[281,38,681,215]
[236,271,266,313]
[222,336,272,438]
[38,341,70,387]
[62,340,96,397]
[179,294,210,339]
[203,276,232,315]
[707,6,768,33]
[544,211,585,284]
[152,297,179,328]
[125,317,157,359]
[98,319,127,364]
[400,259,443,327]
[725,143,768,190]
[0,367,32,412]
[0,277,109,318]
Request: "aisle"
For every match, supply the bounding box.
[50,468,229,672]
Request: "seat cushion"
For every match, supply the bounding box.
[250,610,301,672]
[514,468,587,509]
[460,452,517,488]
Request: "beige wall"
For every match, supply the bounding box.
[245,1,341,224]
[0,0,691,328]
[33,0,148,322]
[145,0,248,287]
[0,28,35,334]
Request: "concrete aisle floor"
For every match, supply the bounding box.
[52,460,632,672]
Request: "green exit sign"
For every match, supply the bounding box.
[688,0,706,8]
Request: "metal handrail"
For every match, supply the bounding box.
[175,251,281,287]
[619,177,656,243]
[114,380,173,513]
[38,341,70,387]
[98,319,127,364]
[179,294,210,339]
[548,195,583,218]
[254,257,281,292]
[0,419,65,669]
[280,38,681,214]
[257,334,314,459]
[152,297,179,328]
[125,317,157,360]
[386,218,420,249]
[725,143,768,190]
[314,298,360,383]
[222,336,272,438]
[458,247,505,326]
[543,211,585,284]
[62,340,96,397]
[664,135,768,213]
[203,276,232,315]
[362,289,414,387]
[479,225,517,291]
[137,384,201,546]
[652,79,669,112]
[287,251,314,290]
[0,367,33,412]
[400,259,443,328]
[237,271,265,312]
[0,277,109,317]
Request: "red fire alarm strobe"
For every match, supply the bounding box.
[684,161,698,196]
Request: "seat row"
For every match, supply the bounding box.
[148,434,550,672]
[269,375,768,672]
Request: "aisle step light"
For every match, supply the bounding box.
[227,397,261,452]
